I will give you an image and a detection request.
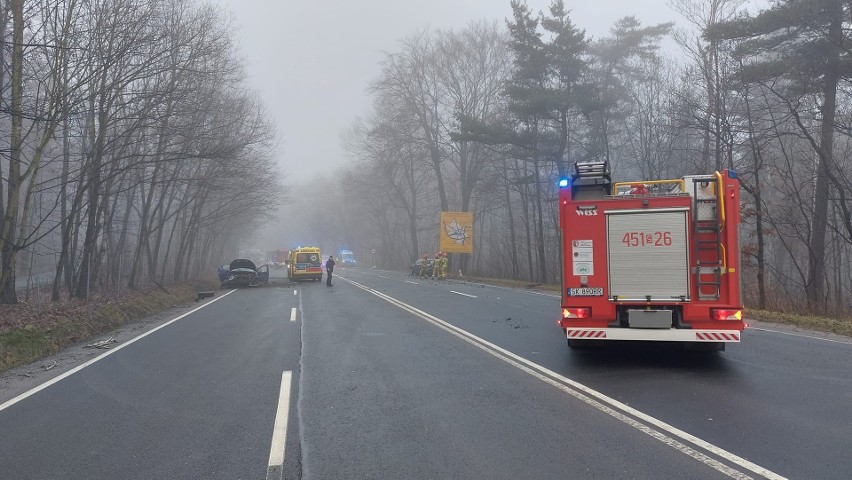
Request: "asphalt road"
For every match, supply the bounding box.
[1,267,850,479]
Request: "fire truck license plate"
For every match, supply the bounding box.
[568,287,603,296]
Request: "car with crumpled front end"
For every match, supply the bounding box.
[222,258,269,287]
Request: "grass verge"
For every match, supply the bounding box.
[0,279,218,373]
[746,309,852,337]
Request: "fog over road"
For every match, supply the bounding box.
[1,268,850,479]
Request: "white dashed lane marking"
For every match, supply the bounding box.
[266,370,293,479]
[450,290,477,298]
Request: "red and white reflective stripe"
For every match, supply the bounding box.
[695,331,739,341]
[566,329,607,338]
[564,328,741,342]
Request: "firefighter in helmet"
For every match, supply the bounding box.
[432,253,441,279]
[440,252,449,280]
[420,254,429,278]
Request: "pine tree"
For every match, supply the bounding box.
[709,0,851,308]
[504,0,587,177]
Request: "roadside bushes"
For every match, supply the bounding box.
[0,280,217,372]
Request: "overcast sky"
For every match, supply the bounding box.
[214,0,679,184]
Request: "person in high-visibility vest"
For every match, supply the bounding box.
[440,252,449,279]
[432,253,441,279]
[420,255,429,278]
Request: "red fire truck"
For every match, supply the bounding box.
[557,161,744,351]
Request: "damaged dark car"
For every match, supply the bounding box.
[219,259,269,288]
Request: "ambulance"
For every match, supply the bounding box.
[287,247,323,282]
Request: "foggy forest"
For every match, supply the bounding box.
[2,0,852,318]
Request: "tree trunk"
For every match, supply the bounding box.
[128,162,162,289]
[406,165,419,261]
[74,99,109,299]
[0,0,24,304]
[520,171,534,282]
[805,5,842,309]
[0,1,9,263]
[532,158,547,283]
[430,144,449,212]
[503,158,519,278]
[754,173,766,310]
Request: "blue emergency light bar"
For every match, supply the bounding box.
[558,178,569,187]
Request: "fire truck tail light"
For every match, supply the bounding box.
[563,307,591,319]
[711,309,742,321]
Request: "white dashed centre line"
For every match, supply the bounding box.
[293,289,297,295]
[450,290,477,298]
[266,370,293,479]
[405,280,419,285]
[289,307,297,322]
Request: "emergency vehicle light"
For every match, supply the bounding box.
[711,308,742,321]
[562,307,590,319]
[559,178,569,187]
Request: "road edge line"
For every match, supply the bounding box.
[748,326,852,345]
[343,277,785,480]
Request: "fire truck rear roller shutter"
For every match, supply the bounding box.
[606,209,690,301]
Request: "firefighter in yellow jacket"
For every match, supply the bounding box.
[440,252,449,280]
[419,254,429,278]
[431,253,440,279]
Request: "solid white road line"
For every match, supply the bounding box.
[342,277,785,480]
[267,370,293,477]
[289,307,297,322]
[749,326,852,345]
[405,280,419,285]
[0,290,238,413]
[414,275,561,299]
[450,290,477,298]
[469,281,560,298]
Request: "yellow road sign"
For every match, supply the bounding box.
[439,211,474,254]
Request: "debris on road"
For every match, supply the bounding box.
[196,291,215,301]
[42,361,58,371]
[84,337,117,349]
